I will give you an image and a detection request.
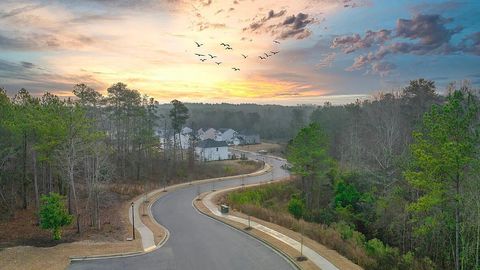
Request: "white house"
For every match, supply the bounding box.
[232,137,242,146]
[182,127,193,135]
[217,128,238,144]
[195,139,229,161]
[159,127,193,150]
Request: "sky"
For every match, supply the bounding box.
[0,0,479,105]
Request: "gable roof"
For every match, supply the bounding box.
[196,139,228,148]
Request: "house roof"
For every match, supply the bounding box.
[218,128,236,133]
[197,139,228,148]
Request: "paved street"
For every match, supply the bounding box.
[69,152,294,270]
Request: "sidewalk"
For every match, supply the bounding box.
[202,187,340,270]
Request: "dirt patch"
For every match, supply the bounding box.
[0,240,141,270]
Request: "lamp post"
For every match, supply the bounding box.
[131,202,135,240]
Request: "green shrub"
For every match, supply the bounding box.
[39,193,73,240]
[287,195,305,220]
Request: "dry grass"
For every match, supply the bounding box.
[233,142,286,157]
[230,204,372,268]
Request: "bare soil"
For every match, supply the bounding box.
[1,240,142,270]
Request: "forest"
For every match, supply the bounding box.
[1,78,478,270]
[227,79,480,270]
[0,82,199,233]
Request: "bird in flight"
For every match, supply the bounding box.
[259,56,266,60]
[271,51,279,55]
[200,59,207,62]
[208,54,217,59]
[215,62,222,65]
[274,40,280,44]
[195,53,205,57]
[220,43,230,47]
[232,67,240,71]
[195,41,203,47]
[241,54,248,59]
[225,46,233,50]
[264,53,271,57]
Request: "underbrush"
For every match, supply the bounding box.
[226,183,435,270]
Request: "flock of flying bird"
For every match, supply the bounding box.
[193,40,280,71]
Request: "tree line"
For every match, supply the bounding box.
[287,79,479,269]
[0,83,192,233]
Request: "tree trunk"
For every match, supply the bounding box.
[475,200,479,269]
[455,174,460,270]
[48,163,52,193]
[32,149,40,224]
[22,131,28,209]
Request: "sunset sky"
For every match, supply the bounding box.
[0,0,479,105]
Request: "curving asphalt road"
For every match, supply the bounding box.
[69,151,294,270]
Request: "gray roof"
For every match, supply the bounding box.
[197,139,228,148]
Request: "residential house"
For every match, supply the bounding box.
[217,128,238,144]
[237,131,261,145]
[199,128,218,141]
[195,139,229,161]
[159,126,193,150]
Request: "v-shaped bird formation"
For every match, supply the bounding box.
[193,40,281,72]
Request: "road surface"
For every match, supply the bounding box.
[69,152,294,270]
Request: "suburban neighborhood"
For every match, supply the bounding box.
[159,127,261,161]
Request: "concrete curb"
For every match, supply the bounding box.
[192,197,302,270]
[69,251,143,262]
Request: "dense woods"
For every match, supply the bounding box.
[288,80,479,269]
[227,79,479,270]
[155,103,314,141]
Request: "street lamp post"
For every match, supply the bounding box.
[131,202,135,240]
[245,215,252,231]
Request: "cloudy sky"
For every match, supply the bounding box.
[0,0,479,105]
